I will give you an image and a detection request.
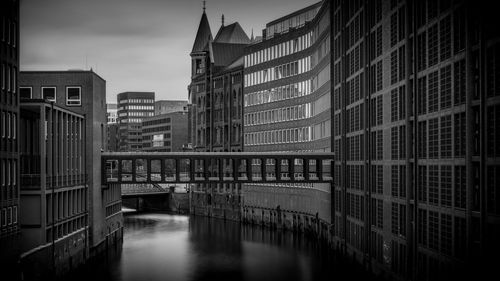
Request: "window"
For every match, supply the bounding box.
[1,112,5,138]
[455,166,466,208]
[391,51,398,84]
[418,165,427,203]
[440,16,451,61]
[440,115,452,158]
[66,87,81,105]
[7,113,11,138]
[42,87,56,102]
[20,87,32,99]
[12,113,16,139]
[440,214,452,255]
[441,166,452,207]
[428,24,439,66]
[428,71,439,112]
[454,59,466,104]
[454,112,466,157]
[428,211,439,250]
[429,165,439,205]
[428,118,439,158]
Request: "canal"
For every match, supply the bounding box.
[74,211,379,281]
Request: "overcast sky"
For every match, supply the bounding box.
[20,0,318,103]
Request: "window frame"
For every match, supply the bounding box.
[41,86,57,102]
[66,86,82,106]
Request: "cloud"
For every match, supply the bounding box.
[20,0,318,101]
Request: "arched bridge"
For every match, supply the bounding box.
[102,152,334,185]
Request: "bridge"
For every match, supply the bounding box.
[102,152,334,185]
[120,183,170,198]
[103,151,334,213]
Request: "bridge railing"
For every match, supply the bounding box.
[102,152,334,185]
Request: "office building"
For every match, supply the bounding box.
[117,92,154,151]
[19,100,87,275]
[106,103,119,151]
[243,0,331,236]
[0,0,19,239]
[188,8,248,220]
[0,1,20,276]
[142,110,189,152]
[241,0,500,280]
[19,70,123,263]
[154,100,188,115]
[106,103,117,124]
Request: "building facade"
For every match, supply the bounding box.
[117,92,154,151]
[0,1,20,277]
[188,10,248,220]
[325,0,499,279]
[19,100,87,276]
[154,100,187,115]
[243,0,332,237]
[142,110,189,152]
[241,0,500,280]
[19,70,123,263]
[106,103,117,124]
[0,0,20,242]
[106,103,119,152]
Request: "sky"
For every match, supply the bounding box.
[20,0,318,104]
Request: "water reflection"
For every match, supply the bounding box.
[75,212,376,281]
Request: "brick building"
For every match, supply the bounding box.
[188,8,248,220]
[0,0,20,276]
[19,70,123,267]
[242,0,500,280]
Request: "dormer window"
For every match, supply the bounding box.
[195,59,205,74]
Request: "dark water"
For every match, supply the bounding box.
[81,212,377,281]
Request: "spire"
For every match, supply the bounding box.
[191,7,213,54]
[251,28,254,41]
[203,1,206,13]
[222,14,224,27]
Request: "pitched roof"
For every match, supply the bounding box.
[223,56,244,72]
[191,12,213,54]
[213,22,250,44]
[209,42,247,67]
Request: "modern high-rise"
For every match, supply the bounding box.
[242,0,500,280]
[19,70,123,270]
[188,8,248,220]
[116,92,155,151]
[154,100,187,115]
